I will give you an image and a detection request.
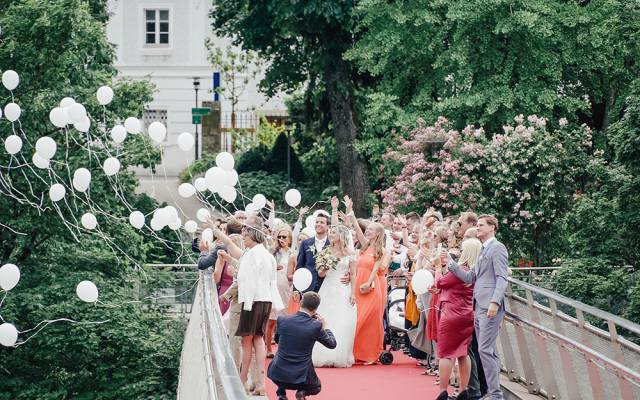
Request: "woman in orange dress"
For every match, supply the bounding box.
[346,197,391,365]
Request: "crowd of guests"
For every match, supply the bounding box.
[193,198,510,400]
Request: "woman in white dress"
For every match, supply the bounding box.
[265,224,293,357]
[312,224,357,367]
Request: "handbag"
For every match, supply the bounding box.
[407,311,433,354]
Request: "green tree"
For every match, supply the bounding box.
[0,1,183,397]
[348,0,639,134]
[210,0,372,216]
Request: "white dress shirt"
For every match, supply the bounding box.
[315,236,328,252]
[237,243,285,312]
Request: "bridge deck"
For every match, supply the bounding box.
[265,350,441,399]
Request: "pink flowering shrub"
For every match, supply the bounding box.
[382,115,593,256]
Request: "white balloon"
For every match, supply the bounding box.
[201,228,213,245]
[49,107,68,127]
[411,269,434,295]
[153,208,171,226]
[80,213,97,230]
[215,152,235,171]
[76,281,99,303]
[219,186,237,203]
[73,168,91,192]
[252,194,267,209]
[150,218,163,231]
[245,203,257,214]
[223,170,239,187]
[96,86,114,105]
[205,167,225,193]
[35,136,57,160]
[4,103,21,122]
[148,121,166,143]
[32,153,50,169]
[184,220,198,233]
[102,157,121,176]
[305,215,316,229]
[292,268,312,292]
[2,70,19,91]
[124,117,141,134]
[0,323,18,347]
[164,206,179,221]
[0,263,20,291]
[194,177,207,192]
[285,189,302,207]
[4,135,22,155]
[168,218,182,230]
[110,125,127,143]
[272,218,284,227]
[0,106,2,119]
[177,132,194,151]
[129,211,145,229]
[196,208,210,222]
[178,183,196,198]
[67,103,87,123]
[49,183,66,202]
[74,116,91,133]
[59,97,76,108]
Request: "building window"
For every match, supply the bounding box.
[143,109,168,131]
[144,9,169,46]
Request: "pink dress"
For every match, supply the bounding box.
[217,263,234,315]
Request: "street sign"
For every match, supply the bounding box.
[192,115,202,124]
[192,107,210,116]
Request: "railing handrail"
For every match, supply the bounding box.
[200,269,247,400]
[508,277,640,336]
[505,311,640,385]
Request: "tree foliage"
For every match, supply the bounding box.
[0,1,183,397]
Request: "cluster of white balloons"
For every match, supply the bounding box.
[49,97,90,131]
[150,205,182,231]
[0,263,21,347]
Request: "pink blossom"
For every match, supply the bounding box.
[558,118,568,127]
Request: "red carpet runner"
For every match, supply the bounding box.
[265,350,441,399]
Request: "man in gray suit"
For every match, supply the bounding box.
[441,215,509,400]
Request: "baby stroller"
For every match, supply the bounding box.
[379,276,408,365]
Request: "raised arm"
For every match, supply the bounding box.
[442,250,476,284]
[212,225,243,260]
[331,196,340,227]
[344,196,366,248]
[292,206,308,249]
[213,254,225,284]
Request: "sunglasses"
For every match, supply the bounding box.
[277,235,289,239]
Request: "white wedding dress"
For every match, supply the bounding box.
[312,255,357,367]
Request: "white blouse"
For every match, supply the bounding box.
[236,243,285,312]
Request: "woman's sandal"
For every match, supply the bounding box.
[251,387,266,396]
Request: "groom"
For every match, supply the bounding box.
[296,212,330,292]
[268,292,336,400]
[441,215,509,400]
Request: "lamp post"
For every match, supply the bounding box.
[193,77,200,160]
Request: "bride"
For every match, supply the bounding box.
[312,224,357,367]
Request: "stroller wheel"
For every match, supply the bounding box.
[379,351,394,365]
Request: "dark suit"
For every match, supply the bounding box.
[295,237,329,292]
[267,311,336,398]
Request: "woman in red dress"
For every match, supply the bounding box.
[433,238,482,400]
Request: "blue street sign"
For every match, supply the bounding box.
[213,72,220,101]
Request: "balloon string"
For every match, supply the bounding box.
[14,318,111,347]
[95,277,199,308]
[0,221,26,236]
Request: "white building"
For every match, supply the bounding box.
[106,0,285,216]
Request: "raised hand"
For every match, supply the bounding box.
[343,196,353,213]
[266,199,275,213]
[331,196,339,210]
[372,203,380,217]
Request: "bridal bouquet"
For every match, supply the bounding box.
[315,248,338,273]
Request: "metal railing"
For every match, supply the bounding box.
[498,277,640,399]
[177,270,247,400]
